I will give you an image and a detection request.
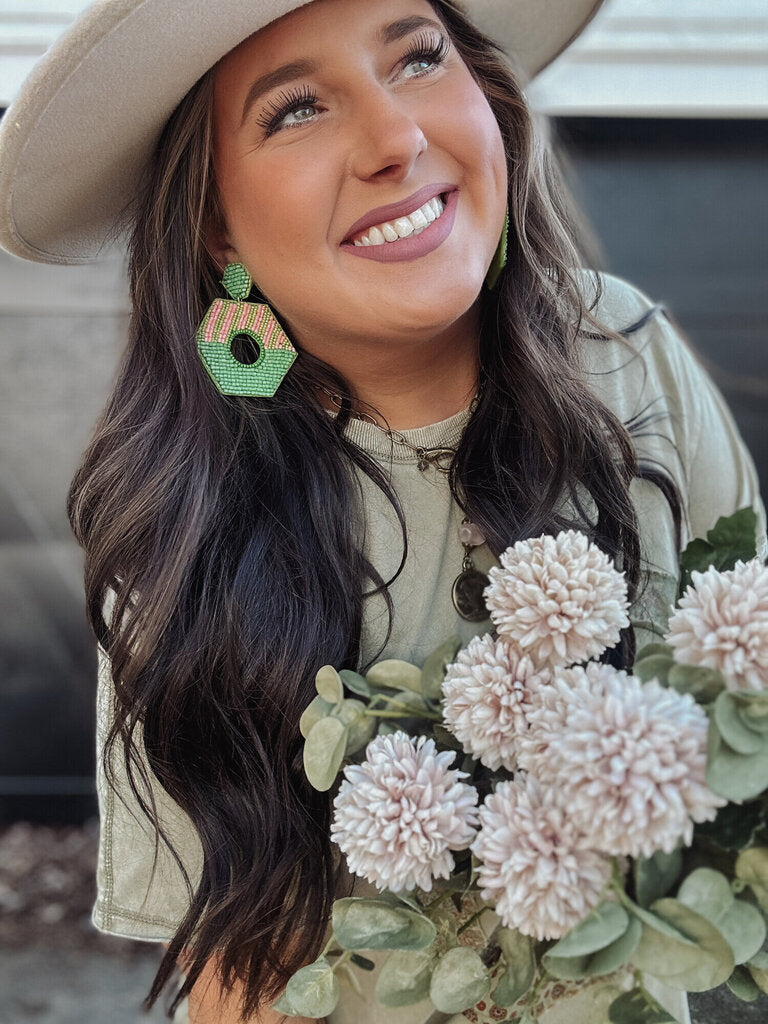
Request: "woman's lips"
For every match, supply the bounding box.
[340,188,458,264]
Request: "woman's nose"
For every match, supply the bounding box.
[348,91,428,182]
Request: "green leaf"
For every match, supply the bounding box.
[705,507,759,566]
[694,800,767,850]
[284,957,340,1018]
[748,960,768,995]
[633,652,674,686]
[303,716,347,791]
[315,665,344,704]
[677,867,766,965]
[727,965,761,1002]
[713,692,765,754]
[332,697,376,755]
[546,902,629,958]
[732,691,768,733]
[299,694,334,740]
[271,990,301,1016]
[366,659,423,693]
[735,847,768,914]
[432,723,463,752]
[706,723,768,801]
[421,636,462,700]
[679,508,758,586]
[375,949,436,1007]
[631,897,734,990]
[635,642,675,662]
[332,898,437,951]
[667,663,724,703]
[339,669,372,697]
[634,849,683,908]
[608,988,677,1023]
[544,914,641,981]
[390,689,430,713]
[492,929,535,1007]
[429,946,491,1014]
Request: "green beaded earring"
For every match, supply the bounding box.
[485,206,509,291]
[196,262,297,397]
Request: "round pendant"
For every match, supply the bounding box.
[452,569,490,622]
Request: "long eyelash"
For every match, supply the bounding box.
[256,85,318,134]
[400,31,451,70]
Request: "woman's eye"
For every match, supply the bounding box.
[403,56,436,78]
[257,89,320,135]
[280,104,318,128]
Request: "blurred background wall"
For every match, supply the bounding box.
[1,0,767,825]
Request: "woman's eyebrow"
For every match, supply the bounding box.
[239,16,443,126]
[240,60,317,125]
[378,15,444,44]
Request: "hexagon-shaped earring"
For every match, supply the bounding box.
[196,263,297,397]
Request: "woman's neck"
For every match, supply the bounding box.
[313,307,481,431]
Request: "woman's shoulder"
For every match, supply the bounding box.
[575,268,658,334]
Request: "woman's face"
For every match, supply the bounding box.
[211,0,507,355]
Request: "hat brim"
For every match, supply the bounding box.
[0,0,602,265]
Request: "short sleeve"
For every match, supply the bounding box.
[93,646,203,941]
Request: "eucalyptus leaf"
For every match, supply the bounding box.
[284,957,340,1019]
[633,652,674,686]
[706,725,768,801]
[546,902,629,958]
[332,697,377,755]
[608,988,677,1024]
[367,659,423,693]
[299,694,334,740]
[694,800,766,850]
[713,692,765,754]
[490,929,535,1007]
[677,867,766,965]
[634,849,683,908]
[635,642,675,662]
[667,663,724,703]
[731,690,768,733]
[271,990,301,1016]
[339,669,372,697]
[544,914,641,981]
[429,947,491,1014]
[735,847,768,914]
[303,716,347,791]
[748,961,768,995]
[421,636,462,700]
[495,928,535,1003]
[726,965,761,1002]
[631,898,734,990]
[390,689,430,713]
[375,949,437,1007]
[748,950,768,970]
[332,898,437,951]
[315,664,344,704]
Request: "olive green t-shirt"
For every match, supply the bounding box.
[93,273,766,1024]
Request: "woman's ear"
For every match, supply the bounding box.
[204,211,240,273]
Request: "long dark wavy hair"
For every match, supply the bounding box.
[68,1,662,1017]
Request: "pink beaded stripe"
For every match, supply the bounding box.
[203,299,290,350]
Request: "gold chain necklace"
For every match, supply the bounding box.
[322,388,482,473]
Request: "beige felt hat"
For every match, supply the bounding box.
[0,0,603,265]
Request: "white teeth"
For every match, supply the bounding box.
[354,194,446,246]
[393,216,415,238]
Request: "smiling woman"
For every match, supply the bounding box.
[0,1,763,1024]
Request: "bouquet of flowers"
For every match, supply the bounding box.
[277,508,768,1024]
